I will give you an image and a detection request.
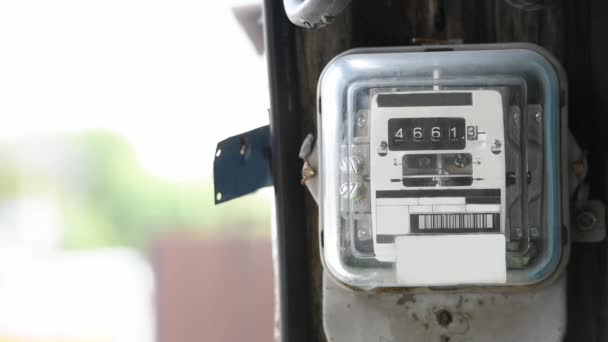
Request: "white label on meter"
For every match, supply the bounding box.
[369,90,507,285]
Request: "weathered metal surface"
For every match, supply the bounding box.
[323,273,566,342]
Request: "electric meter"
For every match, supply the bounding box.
[318,44,568,289]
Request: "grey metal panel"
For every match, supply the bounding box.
[323,271,566,342]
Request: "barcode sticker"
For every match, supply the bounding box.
[410,213,500,233]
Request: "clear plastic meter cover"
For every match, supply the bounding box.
[318,44,568,290]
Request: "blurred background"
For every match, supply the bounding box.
[0,0,273,341]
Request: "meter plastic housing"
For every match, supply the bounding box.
[318,44,568,290]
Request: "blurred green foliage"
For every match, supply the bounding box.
[1,131,272,250]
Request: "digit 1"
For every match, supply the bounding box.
[450,126,457,140]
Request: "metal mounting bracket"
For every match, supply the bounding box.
[213,125,272,204]
[568,132,606,242]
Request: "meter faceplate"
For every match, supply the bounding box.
[369,90,507,285]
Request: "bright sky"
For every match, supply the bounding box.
[0,0,269,182]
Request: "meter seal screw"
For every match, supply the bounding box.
[298,133,319,187]
[301,166,316,186]
[377,141,388,157]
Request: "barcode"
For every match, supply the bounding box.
[410,213,500,233]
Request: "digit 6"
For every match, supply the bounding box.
[431,126,441,141]
[413,127,423,141]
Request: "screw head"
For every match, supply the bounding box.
[512,227,523,240]
[340,182,364,200]
[356,225,371,241]
[340,157,363,174]
[417,156,432,168]
[356,114,367,128]
[436,309,453,327]
[377,141,388,157]
[491,140,502,155]
[453,154,466,168]
[576,211,598,231]
[530,227,540,238]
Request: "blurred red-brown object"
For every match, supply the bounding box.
[152,234,274,342]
